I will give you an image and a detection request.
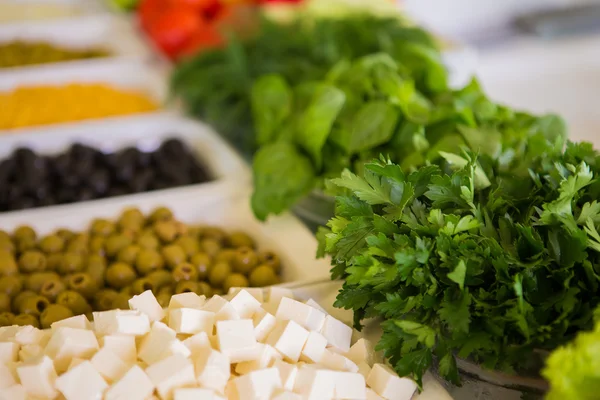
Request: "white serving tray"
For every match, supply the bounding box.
[0,112,250,214]
[0,15,151,72]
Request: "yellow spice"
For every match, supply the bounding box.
[0,84,158,129]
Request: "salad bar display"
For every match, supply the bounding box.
[0,0,595,399]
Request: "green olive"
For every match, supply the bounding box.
[66,234,89,255]
[158,285,173,297]
[56,290,91,315]
[0,311,15,327]
[26,272,60,292]
[106,262,136,289]
[0,250,18,277]
[90,219,115,237]
[258,251,281,273]
[228,231,255,249]
[208,262,231,288]
[17,237,37,253]
[111,293,130,310]
[13,226,36,242]
[0,231,10,242]
[19,251,47,273]
[94,289,119,311]
[162,245,186,269]
[172,262,198,282]
[39,277,66,302]
[117,245,141,265]
[12,291,36,313]
[214,249,236,264]
[175,236,200,258]
[89,236,105,255]
[135,249,164,275]
[67,273,98,299]
[197,281,213,297]
[19,295,50,316]
[149,207,173,223]
[14,313,39,328]
[223,274,250,293]
[137,234,160,250]
[146,269,173,289]
[105,234,132,258]
[46,253,63,271]
[0,238,15,254]
[249,265,279,287]
[0,292,11,312]
[131,278,155,295]
[156,292,172,308]
[86,254,107,286]
[39,234,65,254]
[190,252,211,280]
[175,280,200,294]
[154,220,178,243]
[40,304,74,329]
[55,229,75,243]
[187,226,203,239]
[202,227,227,244]
[119,208,145,232]
[120,286,133,297]
[212,288,224,296]
[200,239,221,258]
[232,247,258,274]
[58,252,84,274]
[0,275,22,298]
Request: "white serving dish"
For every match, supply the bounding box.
[0,112,250,214]
[0,15,151,72]
[0,189,332,285]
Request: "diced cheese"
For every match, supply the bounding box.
[293,365,335,400]
[347,339,376,366]
[319,349,359,373]
[44,327,99,373]
[366,363,417,400]
[105,365,154,400]
[0,342,19,363]
[173,388,221,400]
[55,360,108,400]
[332,371,366,399]
[138,321,177,365]
[202,295,240,322]
[225,380,240,400]
[169,293,206,310]
[272,359,298,391]
[93,310,150,336]
[13,326,47,346]
[19,344,43,362]
[129,290,165,322]
[357,362,372,380]
[51,314,92,331]
[99,335,137,364]
[304,299,328,314]
[300,331,327,363]
[145,354,196,400]
[16,355,58,399]
[276,297,326,332]
[91,347,130,383]
[229,290,262,319]
[0,384,27,400]
[0,362,18,389]
[366,388,384,400]
[194,349,230,393]
[228,287,264,303]
[233,367,282,400]
[68,357,85,370]
[320,316,352,353]
[163,339,192,360]
[266,288,294,304]
[168,308,215,335]
[182,332,211,358]
[271,390,302,400]
[252,308,277,342]
[266,320,309,363]
[235,344,282,375]
[216,319,259,363]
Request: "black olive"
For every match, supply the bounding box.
[0,159,15,184]
[70,143,97,160]
[129,169,154,193]
[14,147,36,166]
[77,188,96,201]
[106,186,129,197]
[160,139,186,158]
[63,173,80,188]
[89,169,110,194]
[51,154,71,176]
[57,187,76,203]
[136,151,152,167]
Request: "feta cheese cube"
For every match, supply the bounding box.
[0,326,19,341]
[129,290,165,322]
[216,319,258,363]
[320,316,352,352]
[319,349,358,373]
[194,349,230,393]
[55,360,108,400]
[173,388,220,400]
[91,348,130,383]
[138,321,177,365]
[0,384,26,400]
[99,335,137,364]
[252,308,277,342]
[95,310,151,337]
[266,320,309,363]
[233,367,282,400]
[300,331,327,363]
[228,287,264,303]
[272,359,298,391]
[16,355,58,399]
[304,299,328,315]
[266,288,294,304]
[276,297,326,332]
[145,354,196,400]
[332,372,366,399]
[44,327,99,373]
[271,390,302,400]
[182,332,211,358]
[13,326,47,346]
[366,363,417,400]
[68,357,85,370]
[18,344,43,362]
[105,365,154,400]
[0,362,18,389]
[51,314,92,331]
[169,293,206,310]
[0,342,19,363]
[169,308,215,335]
[357,362,372,380]
[347,339,376,366]
[293,365,335,400]
[225,381,239,400]
[235,344,282,375]
[229,290,262,319]
[201,296,240,322]
[366,388,384,400]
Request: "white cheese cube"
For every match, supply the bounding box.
[266,320,309,363]
[202,295,240,321]
[252,308,277,342]
[0,362,18,389]
[225,381,239,400]
[216,319,258,363]
[51,314,92,331]
[347,339,376,366]
[293,365,335,400]
[276,297,326,332]
[44,327,99,373]
[55,360,108,400]
[228,287,264,303]
[91,347,130,383]
[0,384,26,400]
[99,335,137,364]
[129,290,165,322]
[194,349,230,393]
[169,308,215,335]
[235,344,282,375]
[320,316,352,353]
[229,290,262,319]
[169,293,206,310]
[173,388,220,400]
[300,331,327,363]
[272,359,298,391]
[182,332,211,358]
[145,354,196,400]
[266,287,294,304]
[304,299,328,314]
[233,367,282,400]
[105,365,154,400]
[271,390,302,400]
[16,355,58,399]
[319,349,359,373]
[366,363,417,400]
[138,321,177,365]
[93,310,150,336]
[0,326,19,341]
[412,375,454,400]
[13,326,47,346]
[366,388,384,400]
[68,357,86,370]
[333,371,366,399]
[166,339,192,360]
[357,362,372,380]
[19,344,43,362]
[0,342,19,363]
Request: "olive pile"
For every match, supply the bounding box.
[0,207,282,328]
[0,139,211,212]
[0,41,109,68]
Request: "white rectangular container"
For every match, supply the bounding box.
[0,112,250,214]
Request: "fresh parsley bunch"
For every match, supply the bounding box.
[318,139,600,387]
